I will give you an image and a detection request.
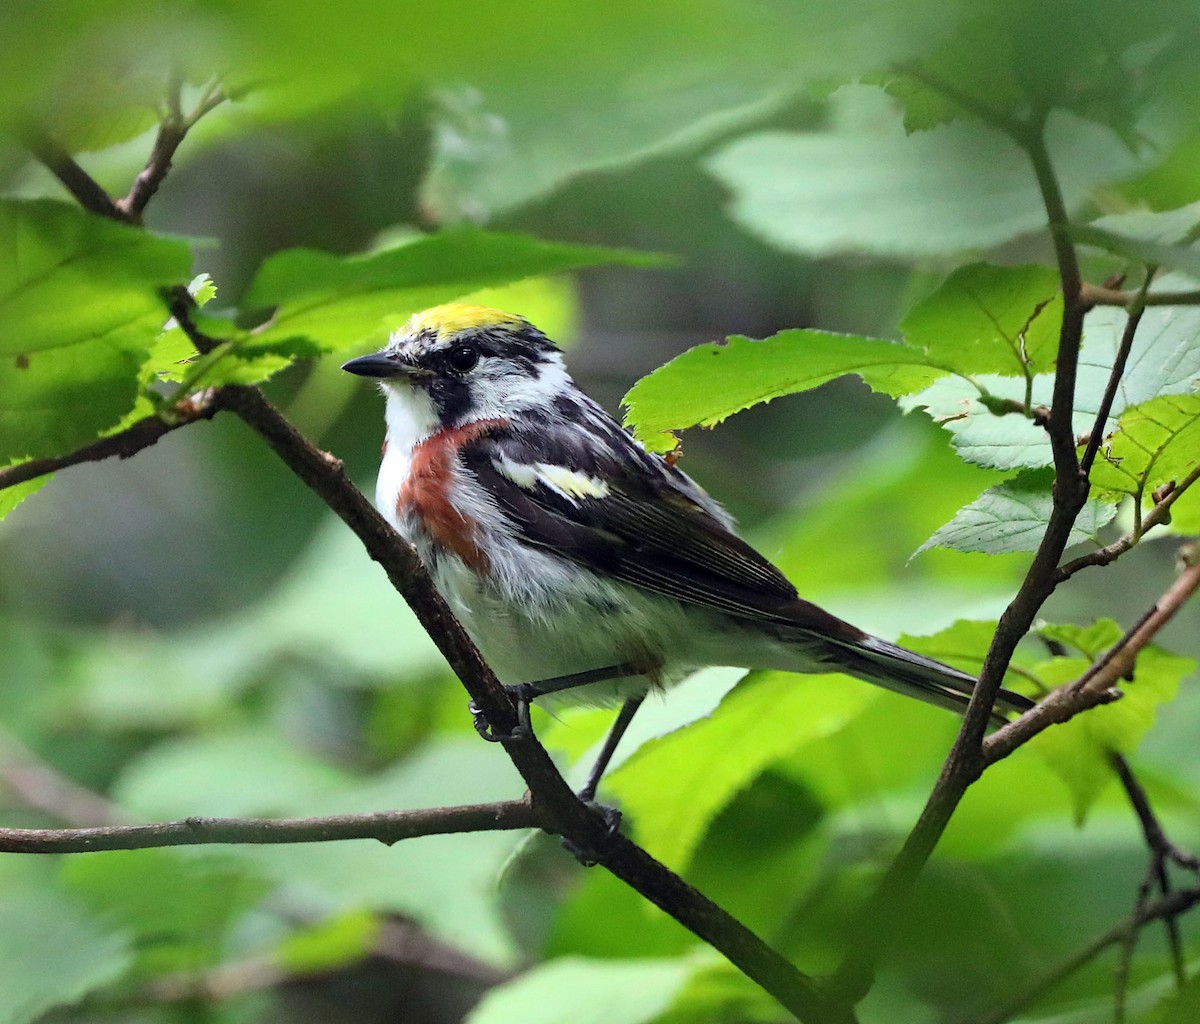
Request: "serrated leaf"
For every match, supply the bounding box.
[1031,646,1194,824]
[606,671,875,869]
[1089,393,1200,501]
[623,329,946,452]
[904,275,1200,469]
[242,230,662,354]
[0,200,192,461]
[0,474,51,522]
[918,468,1119,555]
[1039,620,1124,660]
[465,956,696,1024]
[705,106,1148,258]
[0,200,192,357]
[900,263,1061,376]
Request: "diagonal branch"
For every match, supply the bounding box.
[974,882,1200,1024]
[983,549,1200,765]
[1056,461,1200,581]
[0,393,224,493]
[829,86,1114,1004]
[14,122,129,222]
[1082,282,1200,308]
[1079,266,1155,477]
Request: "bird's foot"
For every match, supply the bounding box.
[469,685,534,743]
[561,802,623,867]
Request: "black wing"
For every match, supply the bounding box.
[460,415,859,639]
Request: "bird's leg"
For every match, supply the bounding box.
[469,662,644,743]
[579,695,645,802]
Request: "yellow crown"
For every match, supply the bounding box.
[406,304,525,340]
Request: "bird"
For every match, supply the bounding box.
[342,304,1033,797]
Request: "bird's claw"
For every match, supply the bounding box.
[562,803,623,867]
[468,692,532,743]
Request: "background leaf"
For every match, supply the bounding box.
[918,468,1119,555]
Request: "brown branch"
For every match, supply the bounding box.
[14,123,129,222]
[116,80,226,221]
[1109,754,1191,1014]
[0,801,539,854]
[983,549,1200,765]
[1080,266,1154,476]
[0,394,223,493]
[1056,461,1200,580]
[973,883,1200,1024]
[0,730,127,828]
[829,99,1095,1003]
[165,305,844,1024]
[1081,282,1200,308]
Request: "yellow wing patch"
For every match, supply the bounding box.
[536,464,610,500]
[407,304,526,340]
[493,453,610,503]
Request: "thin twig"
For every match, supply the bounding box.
[984,551,1200,765]
[1057,462,1200,580]
[829,96,1095,1002]
[0,801,540,854]
[0,394,223,494]
[1082,283,1200,308]
[0,730,128,828]
[1080,266,1155,476]
[973,883,1200,1024]
[117,81,226,220]
[1111,752,1195,999]
[14,123,128,222]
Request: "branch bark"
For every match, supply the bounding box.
[0,394,223,493]
[0,801,540,854]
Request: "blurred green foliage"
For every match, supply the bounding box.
[2,2,1200,1023]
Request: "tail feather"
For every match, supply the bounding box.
[831,634,1034,727]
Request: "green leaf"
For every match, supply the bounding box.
[900,263,1062,376]
[705,97,1149,258]
[465,956,697,1024]
[1072,199,1200,279]
[904,275,1200,469]
[623,329,945,452]
[606,672,876,869]
[0,474,51,522]
[624,263,1067,451]
[62,849,269,976]
[1039,619,1124,660]
[0,861,131,1024]
[0,200,192,357]
[1089,393,1200,501]
[1031,645,1194,824]
[0,200,192,461]
[276,910,379,975]
[918,468,1119,555]
[242,230,662,354]
[116,734,525,964]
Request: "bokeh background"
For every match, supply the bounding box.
[2,2,1200,1022]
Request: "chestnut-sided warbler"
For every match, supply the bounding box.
[343,305,1032,795]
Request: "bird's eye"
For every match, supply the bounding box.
[447,345,479,374]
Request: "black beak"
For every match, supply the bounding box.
[341,351,417,379]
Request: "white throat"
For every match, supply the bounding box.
[382,383,440,452]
